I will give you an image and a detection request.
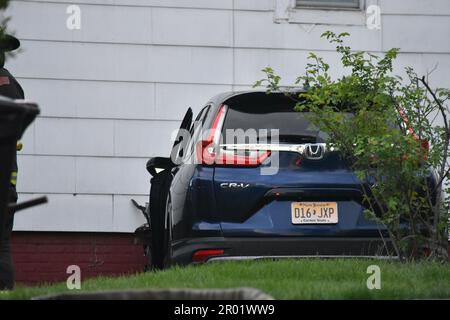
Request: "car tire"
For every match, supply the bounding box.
[149,169,172,270]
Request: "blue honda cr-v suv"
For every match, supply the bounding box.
[144,91,398,269]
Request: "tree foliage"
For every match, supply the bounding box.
[257,32,449,261]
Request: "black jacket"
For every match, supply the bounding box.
[0,68,24,182]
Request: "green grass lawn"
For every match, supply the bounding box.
[2,259,450,300]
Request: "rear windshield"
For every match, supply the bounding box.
[222,105,328,144]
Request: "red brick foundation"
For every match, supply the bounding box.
[9,232,450,285]
[11,232,147,285]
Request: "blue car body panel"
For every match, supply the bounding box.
[160,91,406,264]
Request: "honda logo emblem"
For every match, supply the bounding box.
[304,144,325,160]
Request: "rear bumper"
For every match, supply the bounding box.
[171,237,393,265]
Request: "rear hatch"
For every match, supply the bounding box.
[211,92,382,237]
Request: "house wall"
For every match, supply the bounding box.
[5,0,450,233]
[11,231,147,284]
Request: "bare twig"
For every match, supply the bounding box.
[418,76,450,253]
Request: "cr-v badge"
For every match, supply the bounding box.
[220,182,250,189]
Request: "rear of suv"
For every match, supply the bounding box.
[145,91,394,269]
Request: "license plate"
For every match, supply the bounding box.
[291,202,338,224]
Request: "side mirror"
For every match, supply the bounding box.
[146,157,174,177]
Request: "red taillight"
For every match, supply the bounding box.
[215,150,271,166]
[196,105,226,165]
[196,140,216,165]
[192,249,225,263]
[419,139,429,160]
[398,108,429,161]
[196,105,270,166]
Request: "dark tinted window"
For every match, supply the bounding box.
[222,105,327,143]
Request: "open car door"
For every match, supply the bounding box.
[146,107,193,269]
[146,107,193,177]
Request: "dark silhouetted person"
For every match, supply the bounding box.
[0,34,23,290]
